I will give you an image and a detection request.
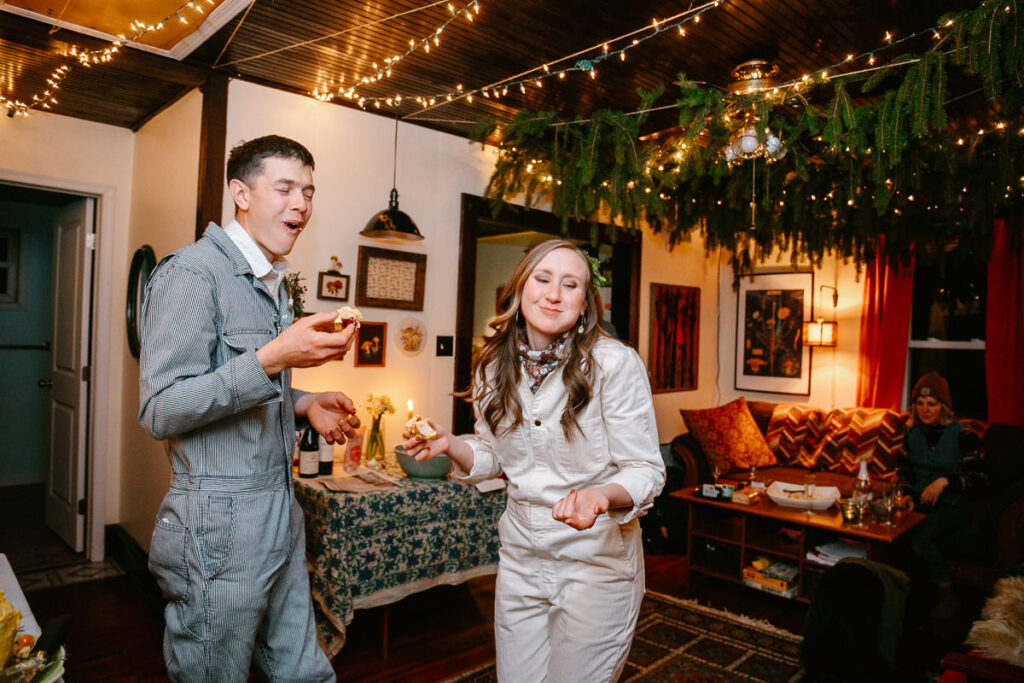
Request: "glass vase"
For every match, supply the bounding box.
[365,415,386,469]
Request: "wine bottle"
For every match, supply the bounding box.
[853,460,873,509]
[298,427,319,478]
[318,435,334,476]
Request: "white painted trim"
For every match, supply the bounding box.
[1,0,251,61]
[907,339,986,350]
[169,0,253,60]
[0,170,115,564]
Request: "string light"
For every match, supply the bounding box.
[3,0,214,118]
[371,0,727,114]
[334,0,480,103]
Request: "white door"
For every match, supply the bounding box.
[44,198,94,552]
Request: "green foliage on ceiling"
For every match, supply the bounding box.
[470,0,1024,274]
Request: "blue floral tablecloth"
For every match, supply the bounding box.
[293,473,506,657]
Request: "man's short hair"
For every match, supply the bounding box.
[226,135,315,187]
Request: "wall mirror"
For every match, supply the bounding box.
[453,194,641,433]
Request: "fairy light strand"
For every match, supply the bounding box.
[2,0,215,118]
[356,0,728,115]
[315,0,480,105]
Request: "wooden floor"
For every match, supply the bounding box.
[24,553,814,682]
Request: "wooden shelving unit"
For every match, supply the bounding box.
[674,485,924,602]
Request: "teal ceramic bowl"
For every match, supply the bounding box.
[395,445,452,480]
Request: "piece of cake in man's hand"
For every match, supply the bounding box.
[333,306,363,331]
[405,415,438,441]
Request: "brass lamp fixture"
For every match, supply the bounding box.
[804,284,838,347]
[723,60,787,166]
[360,108,423,241]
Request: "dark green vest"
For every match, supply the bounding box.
[907,421,962,505]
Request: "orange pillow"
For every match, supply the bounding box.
[681,398,777,474]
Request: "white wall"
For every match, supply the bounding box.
[637,229,726,442]
[715,250,864,412]
[119,88,202,550]
[0,110,134,558]
[223,80,498,456]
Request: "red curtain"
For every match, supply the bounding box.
[986,219,1024,426]
[856,239,915,410]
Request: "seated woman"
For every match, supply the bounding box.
[897,372,988,619]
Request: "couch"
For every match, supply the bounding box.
[669,399,1024,589]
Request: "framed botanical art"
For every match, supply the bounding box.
[355,321,387,367]
[648,283,700,393]
[734,272,813,395]
[316,272,350,301]
[355,246,427,311]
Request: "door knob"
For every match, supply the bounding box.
[38,379,53,388]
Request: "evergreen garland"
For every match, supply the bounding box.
[470,0,1024,274]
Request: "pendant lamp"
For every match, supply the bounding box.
[360,108,423,241]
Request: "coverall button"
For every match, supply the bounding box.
[534,419,541,426]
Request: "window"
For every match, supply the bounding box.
[0,228,19,304]
[906,257,986,419]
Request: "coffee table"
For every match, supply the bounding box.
[671,478,924,602]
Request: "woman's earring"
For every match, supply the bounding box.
[577,315,585,334]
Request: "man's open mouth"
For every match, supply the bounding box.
[284,220,303,231]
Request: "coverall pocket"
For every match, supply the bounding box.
[222,329,274,354]
[197,496,235,580]
[149,517,190,601]
[556,416,605,474]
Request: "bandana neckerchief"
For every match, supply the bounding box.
[517,332,569,393]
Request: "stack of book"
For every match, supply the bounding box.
[805,538,867,566]
[742,557,799,598]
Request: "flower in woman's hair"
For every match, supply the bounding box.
[284,272,307,317]
[365,394,396,419]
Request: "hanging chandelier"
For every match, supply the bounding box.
[722,60,787,166]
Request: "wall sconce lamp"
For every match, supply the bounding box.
[804,284,838,347]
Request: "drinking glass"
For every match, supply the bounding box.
[879,482,900,527]
[748,463,758,484]
[850,486,870,528]
[711,463,721,485]
[803,473,817,516]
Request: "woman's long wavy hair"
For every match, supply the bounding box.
[471,239,611,442]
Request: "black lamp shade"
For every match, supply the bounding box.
[360,188,423,241]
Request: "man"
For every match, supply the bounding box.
[139,135,355,681]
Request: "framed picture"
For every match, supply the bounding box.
[354,321,387,367]
[395,317,426,357]
[355,246,427,311]
[648,284,700,393]
[734,272,813,395]
[316,272,350,301]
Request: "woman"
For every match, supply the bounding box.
[404,240,665,682]
[897,372,987,618]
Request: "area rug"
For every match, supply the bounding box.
[442,590,804,682]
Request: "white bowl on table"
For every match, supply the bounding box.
[766,481,841,510]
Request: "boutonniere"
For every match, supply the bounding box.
[284,272,307,317]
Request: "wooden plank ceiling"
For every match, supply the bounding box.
[0,0,980,135]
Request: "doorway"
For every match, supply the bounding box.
[0,182,96,573]
[452,194,641,434]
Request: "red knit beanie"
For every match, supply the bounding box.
[911,372,952,407]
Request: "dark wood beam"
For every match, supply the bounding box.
[195,72,228,241]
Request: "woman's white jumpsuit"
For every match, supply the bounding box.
[456,338,666,682]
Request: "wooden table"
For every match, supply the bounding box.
[671,478,924,602]
[293,471,506,658]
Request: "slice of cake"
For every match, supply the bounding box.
[405,415,438,441]
[333,306,363,331]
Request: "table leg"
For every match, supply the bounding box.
[379,605,390,660]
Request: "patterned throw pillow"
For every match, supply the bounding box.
[681,398,777,475]
[765,403,830,468]
[823,407,908,478]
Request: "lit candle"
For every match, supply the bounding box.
[407,399,414,420]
